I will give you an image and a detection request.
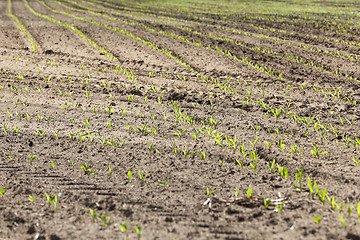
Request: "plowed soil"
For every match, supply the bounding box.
[2,0,360,239]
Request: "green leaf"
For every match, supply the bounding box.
[314,214,322,224]
[247,186,252,198]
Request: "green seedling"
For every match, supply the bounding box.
[275,200,285,213]
[337,212,347,229]
[119,222,128,236]
[314,214,322,224]
[116,137,125,148]
[311,143,328,159]
[249,149,258,174]
[277,164,288,179]
[29,194,35,204]
[0,184,9,198]
[13,126,20,133]
[28,154,36,165]
[45,192,58,209]
[139,170,149,185]
[201,151,206,163]
[128,168,132,182]
[105,105,114,116]
[89,208,97,222]
[108,165,112,177]
[134,224,143,239]
[219,159,224,166]
[272,108,283,120]
[294,166,304,192]
[236,158,244,170]
[278,139,285,152]
[158,177,167,188]
[235,187,239,198]
[249,136,259,150]
[314,182,327,204]
[98,136,107,146]
[98,212,111,227]
[264,198,271,208]
[107,136,114,148]
[206,187,214,198]
[264,136,276,150]
[54,130,59,140]
[308,177,315,199]
[269,159,276,173]
[348,203,354,216]
[247,185,253,198]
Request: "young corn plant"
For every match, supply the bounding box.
[98,212,111,227]
[28,154,36,165]
[0,184,9,198]
[277,164,288,179]
[134,224,143,239]
[206,187,214,198]
[247,185,253,198]
[45,192,58,209]
[139,170,149,185]
[294,166,304,192]
[311,143,328,159]
[119,222,129,236]
[89,208,98,222]
[249,149,258,174]
[158,177,167,188]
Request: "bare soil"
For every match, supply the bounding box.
[1,0,360,239]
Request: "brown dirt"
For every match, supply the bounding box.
[1,0,360,239]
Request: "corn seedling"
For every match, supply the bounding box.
[249,149,258,174]
[45,192,58,209]
[54,130,59,140]
[98,212,111,227]
[314,214,322,224]
[28,154,36,165]
[134,224,143,239]
[235,187,239,198]
[29,194,35,204]
[139,170,149,185]
[116,137,125,148]
[108,165,112,177]
[348,203,354,216]
[119,222,129,236]
[311,143,328,159]
[206,187,214,198]
[89,208,97,222]
[158,177,167,188]
[268,159,275,173]
[128,168,132,182]
[264,136,276,150]
[201,151,206,163]
[0,184,9,198]
[105,105,114,116]
[264,198,271,208]
[337,212,347,229]
[277,164,288,179]
[294,166,304,192]
[275,200,285,213]
[107,136,114,148]
[247,185,253,198]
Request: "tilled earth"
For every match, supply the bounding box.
[1,0,360,239]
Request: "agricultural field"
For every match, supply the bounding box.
[1,0,360,239]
